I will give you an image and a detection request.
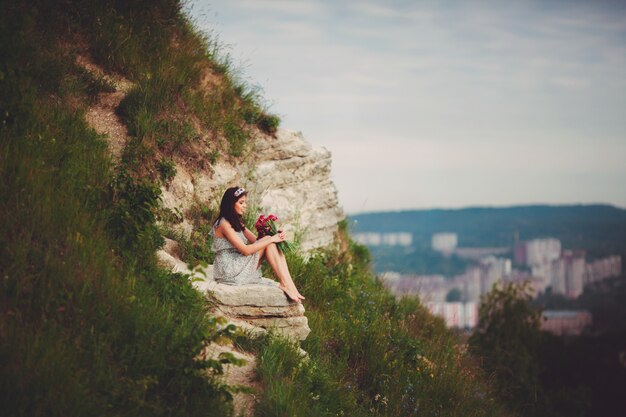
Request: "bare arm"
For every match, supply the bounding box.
[243,227,257,243]
[218,220,283,256]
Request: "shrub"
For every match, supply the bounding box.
[157,159,177,183]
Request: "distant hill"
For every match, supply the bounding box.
[350,204,626,260]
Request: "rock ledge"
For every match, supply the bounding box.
[194,266,310,341]
[157,251,311,341]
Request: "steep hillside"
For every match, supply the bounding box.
[1,1,510,417]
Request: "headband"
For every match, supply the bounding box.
[234,187,246,197]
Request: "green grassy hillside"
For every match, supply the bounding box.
[0,1,268,415]
[1,1,509,416]
[250,223,507,417]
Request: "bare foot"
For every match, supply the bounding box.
[279,285,301,303]
[289,285,306,300]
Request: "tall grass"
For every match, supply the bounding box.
[82,0,283,163]
[0,1,253,415]
[252,222,510,417]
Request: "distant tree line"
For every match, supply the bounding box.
[351,205,626,275]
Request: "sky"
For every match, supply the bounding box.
[187,0,626,214]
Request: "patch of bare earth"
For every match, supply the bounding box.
[200,343,260,417]
[76,55,133,163]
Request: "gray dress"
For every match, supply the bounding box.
[211,218,278,286]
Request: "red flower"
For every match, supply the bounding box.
[255,214,266,230]
[255,214,272,237]
[253,213,294,254]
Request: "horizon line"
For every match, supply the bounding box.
[346,202,626,216]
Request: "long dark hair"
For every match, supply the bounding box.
[215,186,247,232]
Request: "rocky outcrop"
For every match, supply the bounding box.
[198,343,259,417]
[82,54,320,341]
[195,268,311,341]
[81,53,330,417]
[78,53,343,251]
[250,129,344,251]
[161,128,343,252]
[156,250,310,341]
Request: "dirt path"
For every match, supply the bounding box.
[204,343,261,417]
[77,55,132,163]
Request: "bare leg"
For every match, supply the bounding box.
[265,243,304,302]
[257,245,266,269]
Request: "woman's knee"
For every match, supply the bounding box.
[267,242,278,254]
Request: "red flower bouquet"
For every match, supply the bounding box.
[254,214,295,254]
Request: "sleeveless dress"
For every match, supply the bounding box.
[211,218,278,286]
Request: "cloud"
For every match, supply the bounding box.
[227,0,326,16]
[190,0,626,211]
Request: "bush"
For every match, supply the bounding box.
[157,159,177,183]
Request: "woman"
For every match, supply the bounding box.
[211,186,305,303]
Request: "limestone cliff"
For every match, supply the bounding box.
[78,55,343,252]
[250,129,344,251]
[162,128,343,251]
[81,55,341,346]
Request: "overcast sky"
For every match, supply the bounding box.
[188,0,626,214]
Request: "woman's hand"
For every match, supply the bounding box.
[272,231,286,243]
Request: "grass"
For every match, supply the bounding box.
[16,0,282,184]
[250,222,510,417]
[255,335,365,417]
[0,1,275,415]
[0,94,234,416]
[2,1,511,416]
[103,1,280,165]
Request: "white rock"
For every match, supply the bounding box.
[157,127,343,252]
[161,165,195,209]
[156,249,190,274]
[194,161,240,202]
[250,129,344,251]
[191,264,311,341]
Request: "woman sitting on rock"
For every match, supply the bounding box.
[211,186,304,303]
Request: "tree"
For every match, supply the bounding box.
[468,281,542,415]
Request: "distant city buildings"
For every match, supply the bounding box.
[515,238,622,299]
[515,238,561,266]
[380,257,512,306]
[374,232,622,330]
[453,247,509,260]
[480,256,512,294]
[558,251,586,298]
[379,273,448,302]
[426,302,478,329]
[431,233,458,254]
[461,266,482,302]
[353,232,412,246]
[586,256,622,284]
